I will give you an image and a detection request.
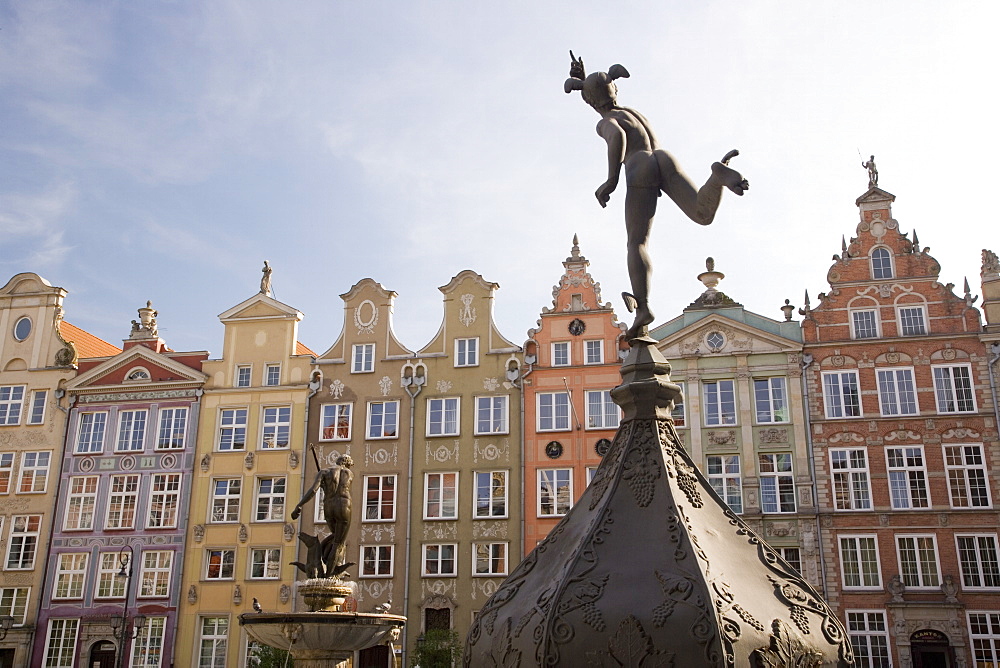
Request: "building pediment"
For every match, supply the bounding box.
[656,313,800,358]
[218,293,303,323]
[67,345,206,391]
[855,186,896,206]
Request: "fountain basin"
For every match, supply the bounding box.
[240,612,405,667]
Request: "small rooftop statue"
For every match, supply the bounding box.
[260,260,273,296]
[564,51,749,339]
[862,155,878,188]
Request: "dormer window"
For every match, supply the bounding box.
[871,247,893,280]
[126,368,150,382]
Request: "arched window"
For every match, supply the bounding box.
[871,248,893,279]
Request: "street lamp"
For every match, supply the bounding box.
[0,615,14,640]
[109,545,147,668]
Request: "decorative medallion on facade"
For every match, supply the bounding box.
[459,293,477,326]
[329,379,345,399]
[365,443,398,466]
[569,318,586,335]
[354,299,378,334]
[706,331,725,351]
[545,441,564,459]
[378,375,392,396]
[473,439,509,464]
[426,441,459,464]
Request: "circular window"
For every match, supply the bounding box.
[545,441,564,459]
[706,331,725,350]
[595,438,612,457]
[13,317,31,341]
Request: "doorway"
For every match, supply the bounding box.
[910,629,953,668]
[89,641,117,668]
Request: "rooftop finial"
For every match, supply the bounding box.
[706,257,715,272]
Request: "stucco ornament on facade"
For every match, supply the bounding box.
[473,439,509,463]
[329,379,345,398]
[942,427,980,439]
[471,579,500,601]
[482,376,499,392]
[435,380,452,393]
[378,375,392,396]
[423,523,458,540]
[354,299,378,334]
[365,443,397,466]
[361,524,395,542]
[472,522,508,539]
[459,293,477,326]
[426,440,459,464]
[884,429,920,442]
[358,580,392,603]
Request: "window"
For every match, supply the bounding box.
[364,475,396,521]
[0,386,24,425]
[474,471,507,518]
[876,368,918,416]
[707,455,743,513]
[896,535,940,588]
[116,409,147,452]
[353,343,375,373]
[320,403,352,440]
[846,611,890,668]
[206,550,235,579]
[76,412,108,453]
[898,305,927,336]
[43,619,79,668]
[537,392,570,431]
[704,380,736,425]
[822,371,862,418]
[106,474,140,529]
[753,377,788,424]
[18,451,50,493]
[96,552,126,598]
[148,473,181,528]
[138,551,172,597]
[28,390,47,425]
[235,365,252,387]
[538,469,572,517]
[64,476,99,530]
[455,337,479,367]
[779,548,802,574]
[870,247,892,279]
[671,386,686,427]
[210,479,242,523]
[585,390,620,429]
[551,341,570,367]
[851,310,880,339]
[427,397,460,436]
[131,616,165,668]
[361,545,393,577]
[0,587,29,625]
[969,612,1000,667]
[584,340,603,365]
[474,542,508,576]
[839,535,881,589]
[260,406,291,449]
[255,477,286,521]
[218,408,248,451]
[934,364,976,413]
[587,467,599,485]
[157,407,187,449]
[0,453,12,494]
[249,548,281,579]
[945,444,990,508]
[957,535,1000,589]
[199,617,229,668]
[475,396,508,435]
[54,553,88,599]
[422,544,457,576]
[830,449,872,511]
[12,317,31,341]
[264,364,281,386]
[367,401,399,439]
[425,472,458,520]
[887,447,929,509]
[6,515,40,569]
[759,453,795,513]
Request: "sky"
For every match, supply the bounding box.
[2,1,997,356]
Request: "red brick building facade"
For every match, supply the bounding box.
[801,185,999,667]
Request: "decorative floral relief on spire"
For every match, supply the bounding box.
[751,619,824,668]
[585,615,675,667]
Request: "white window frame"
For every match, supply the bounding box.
[846,610,891,668]
[968,612,1000,667]
[427,397,460,437]
[422,543,457,577]
[28,390,47,425]
[217,408,248,451]
[4,515,40,570]
[361,545,394,578]
[130,616,166,668]
[671,383,686,427]
[205,550,236,580]
[0,452,13,494]
[897,304,927,336]
[211,478,242,523]
[473,542,508,576]
[96,552,127,599]
[235,365,252,388]
[254,477,286,522]
[830,448,872,511]
[42,618,80,668]
[64,475,99,531]
[156,406,187,450]
[585,390,620,430]
[147,473,181,528]
[474,395,508,435]
[116,409,148,452]
[319,403,352,441]
[139,550,173,598]
[537,392,570,432]
[933,364,976,413]
[886,446,930,509]
[850,309,881,340]
[870,247,893,279]
[363,475,396,522]
[367,401,399,439]
[0,385,25,425]
[895,534,941,589]
[703,379,737,426]
[260,406,291,449]
[779,547,802,574]
[352,343,375,373]
[474,470,507,519]
[264,363,281,386]
[839,535,882,590]
[106,474,140,530]
[753,377,789,424]
[956,534,1000,590]
[759,453,796,514]
[586,467,599,485]
[876,367,919,416]
[537,468,573,517]
[53,552,88,599]
[198,617,229,668]
[249,548,281,580]
[584,340,603,365]
[944,444,991,508]
[455,337,479,367]
[551,341,570,367]
[76,411,108,454]
[706,455,743,514]
[18,451,50,494]
[822,370,862,418]
[0,587,30,625]
[424,472,458,520]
